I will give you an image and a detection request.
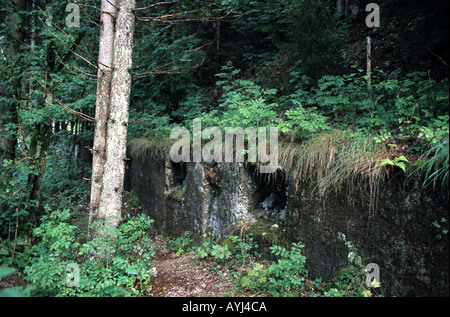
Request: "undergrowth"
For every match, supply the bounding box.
[0,212,384,297]
[165,228,383,297]
[0,209,155,297]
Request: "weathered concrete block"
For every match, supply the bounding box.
[127,146,448,296]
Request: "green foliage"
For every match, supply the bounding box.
[410,137,449,192]
[40,137,91,209]
[239,262,268,290]
[238,242,308,297]
[186,64,331,145]
[321,232,382,297]
[129,14,205,138]
[279,99,330,140]
[378,155,409,172]
[226,234,260,264]
[0,0,447,299]
[195,239,212,260]
[128,109,174,139]
[193,233,260,266]
[210,244,232,261]
[194,237,227,262]
[20,211,155,297]
[432,218,448,240]
[166,231,194,256]
[200,63,280,130]
[0,158,37,245]
[265,243,308,296]
[0,266,24,297]
[289,70,449,138]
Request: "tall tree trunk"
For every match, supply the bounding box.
[27,39,55,221]
[97,0,136,229]
[89,0,118,232]
[0,0,27,162]
[28,123,52,210]
[367,36,372,87]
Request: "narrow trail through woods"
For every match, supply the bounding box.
[146,235,235,297]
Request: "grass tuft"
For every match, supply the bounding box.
[278,130,390,209]
[409,138,449,195]
[128,138,175,163]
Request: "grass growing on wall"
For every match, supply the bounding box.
[128,129,448,207]
[128,138,175,163]
[408,138,449,195]
[279,130,390,199]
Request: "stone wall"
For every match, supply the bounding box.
[286,173,449,296]
[126,154,189,236]
[127,151,449,296]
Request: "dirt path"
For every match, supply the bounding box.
[146,235,235,297]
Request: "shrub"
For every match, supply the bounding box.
[166,231,194,256]
[21,210,155,297]
[201,64,281,130]
[239,242,308,297]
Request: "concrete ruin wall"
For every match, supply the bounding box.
[126,151,448,296]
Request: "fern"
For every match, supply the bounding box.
[378,155,409,172]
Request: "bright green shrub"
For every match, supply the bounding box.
[239,242,308,297]
[21,210,155,297]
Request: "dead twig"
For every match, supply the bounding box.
[32,73,95,122]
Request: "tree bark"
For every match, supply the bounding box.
[89,0,118,231]
[367,36,372,86]
[27,123,51,210]
[0,0,27,162]
[95,0,136,229]
[26,76,52,239]
[27,39,55,219]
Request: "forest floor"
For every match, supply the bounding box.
[124,193,239,297]
[145,234,236,297]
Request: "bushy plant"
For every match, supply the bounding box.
[279,99,330,140]
[200,64,281,130]
[197,64,331,144]
[166,231,194,256]
[194,234,260,265]
[265,243,308,296]
[287,70,448,140]
[0,158,37,242]
[226,234,260,265]
[239,242,308,297]
[21,210,155,297]
[194,237,231,263]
